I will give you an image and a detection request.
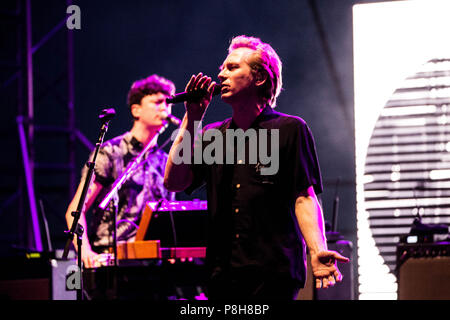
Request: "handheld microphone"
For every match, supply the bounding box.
[166,84,222,104]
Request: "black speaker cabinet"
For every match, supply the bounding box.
[0,253,78,300]
[397,242,450,300]
[0,254,51,300]
[297,240,354,300]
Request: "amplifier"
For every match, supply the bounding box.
[397,242,450,300]
[0,252,77,300]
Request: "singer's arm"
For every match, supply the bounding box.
[295,186,349,289]
[164,73,215,191]
[164,114,198,191]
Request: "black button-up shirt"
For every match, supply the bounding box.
[186,106,322,286]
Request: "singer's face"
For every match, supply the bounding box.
[218,47,258,105]
[134,92,171,128]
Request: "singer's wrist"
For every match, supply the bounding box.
[185,110,204,123]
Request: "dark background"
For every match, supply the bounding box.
[0,0,392,298]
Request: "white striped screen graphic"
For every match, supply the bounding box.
[359,59,450,299]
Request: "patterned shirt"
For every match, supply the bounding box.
[81,131,175,249]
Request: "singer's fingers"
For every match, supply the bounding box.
[334,252,350,263]
[185,74,196,92]
[207,81,217,94]
[334,270,343,282]
[315,278,322,289]
[339,256,350,263]
[193,73,204,90]
[186,73,203,92]
[206,81,217,99]
[196,75,210,91]
[322,277,329,289]
[328,275,335,286]
[200,77,212,91]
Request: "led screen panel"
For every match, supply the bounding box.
[353,0,450,300]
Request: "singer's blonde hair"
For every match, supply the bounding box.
[228,35,282,108]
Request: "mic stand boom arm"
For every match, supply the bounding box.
[98,123,169,210]
[98,123,170,266]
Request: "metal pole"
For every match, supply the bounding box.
[16,0,26,249]
[67,0,76,198]
[17,116,43,252]
[25,0,34,156]
[23,0,43,252]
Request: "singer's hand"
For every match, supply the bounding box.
[185,72,216,120]
[310,250,349,289]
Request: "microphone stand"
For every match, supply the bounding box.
[327,177,343,243]
[62,108,115,300]
[98,122,171,267]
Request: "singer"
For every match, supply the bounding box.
[65,74,176,268]
[165,35,349,300]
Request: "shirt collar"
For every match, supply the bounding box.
[130,136,144,150]
[123,131,158,154]
[229,104,274,130]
